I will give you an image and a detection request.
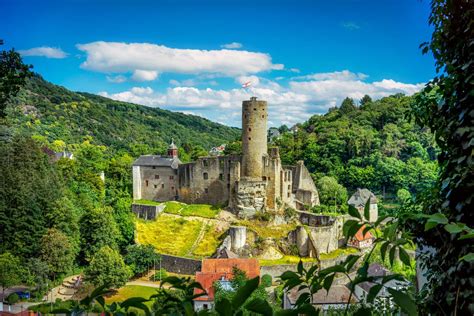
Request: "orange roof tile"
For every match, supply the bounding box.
[194,258,260,301]
[354,225,373,241]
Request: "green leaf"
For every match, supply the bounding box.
[232,277,259,309]
[444,223,463,234]
[387,288,417,315]
[364,199,371,221]
[343,219,360,238]
[459,232,474,240]
[459,253,474,262]
[389,246,396,266]
[297,260,304,274]
[367,284,383,303]
[345,254,361,271]
[280,271,299,280]
[245,298,273,316]
[398,247,412,266]
[380,241,390,262]
[348,205,362,220]
[215,298,232,316]
[323,274,335,292]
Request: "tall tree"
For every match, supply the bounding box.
[339,97,357,114]
[316,176,348,209]
[360,94,372,106]
[412,0,474,313]
[124,244,160,276]
[0,42,32,118]
[84,246,131,288]
[0,252,22,302]
[40,228,75,280]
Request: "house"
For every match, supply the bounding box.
[193,258,260,311]
[209,144,226,156]
[283,285,357,311]
[348,225,373,249]
[348,188,378,222]
[267,127,281,143]
[354,263,410,308]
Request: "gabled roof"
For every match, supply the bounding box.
[132,155,181,168]
[348,188,377,208]
[353,225,373,241]
[193,258,260,302]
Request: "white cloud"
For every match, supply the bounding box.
[221,42,243,49]
[76,41,283,77]
[19,46,67,59]
[294,70,368,81]
[106,75,127,83]
[131,69,159,81]
[342,22,360,30]
[97,70,425,127]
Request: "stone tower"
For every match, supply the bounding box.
[241,97,268,179]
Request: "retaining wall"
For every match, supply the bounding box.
[160,254,202,275]
[132,203,164,220]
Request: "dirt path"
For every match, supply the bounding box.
[186,219,210,256]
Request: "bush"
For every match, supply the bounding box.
[7,293,19,305]
[261,274,272,287]
[284,207,297,218]
[254,211,271,221]
[150,268,168,281]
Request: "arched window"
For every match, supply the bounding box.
[203,172,208,180]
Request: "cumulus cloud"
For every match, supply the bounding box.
[221,42,243,49]
[131,69,159,81]
[97,70,425,127]
[76,41,283,77]
[106,75,127,83]
[19,46,67,59]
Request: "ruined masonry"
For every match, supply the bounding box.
[132,97,320,218]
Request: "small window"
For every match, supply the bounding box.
[162,184,164,188]
[268,177,271,180]
[228,174,231,181]
[249,137,251,141]
[145,180,149,187]
[254,108,257,111]
[203,172,208,180]
[203,304,208,310]
[262,176,267,181]
[152,166,156,169]
[205,188,209,194]
[203,160,209,167]
[248,128,252,131]
[171,186,175,190]
[287,192,290,198]
[288,184,291,190]
[262,115,265,118]
[219,173,223,181]
[155,175,159,179]
[169,175,174,180]
[227,183,230,188]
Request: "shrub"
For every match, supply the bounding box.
[150,268,168,281]
[261,274,272,287]
[7,293,19,305]
[284,207,297,218]
[254,211,271,221]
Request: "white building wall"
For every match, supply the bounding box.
[132,165,142,200]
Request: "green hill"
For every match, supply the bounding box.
[8,74,240,153]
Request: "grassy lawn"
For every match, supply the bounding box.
[105,285,157,307]
[319,247,359,260]
[192,223,225,257]
[135,215,203,256]
[238,220,298,239]
[163,202,220,218]
[134,199,161,206]
[259,247,359,266]
[259,255,318,266]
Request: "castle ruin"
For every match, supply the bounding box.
[132,97,320,217]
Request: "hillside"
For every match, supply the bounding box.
[272,95,439,205]
[8,74,240,153]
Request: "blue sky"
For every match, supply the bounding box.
[2,0,435,127]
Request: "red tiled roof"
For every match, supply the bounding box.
[354,225,373,241]
[194,258,260,301]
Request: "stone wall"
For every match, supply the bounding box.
[308,225,339,254]
[160,254,202,275]
[233,179,267,218]
[298,212,335,227]
[132,204,164,220]
[260,255,349,279]
[139,166,178,201]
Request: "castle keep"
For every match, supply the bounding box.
[132,97,319,217]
